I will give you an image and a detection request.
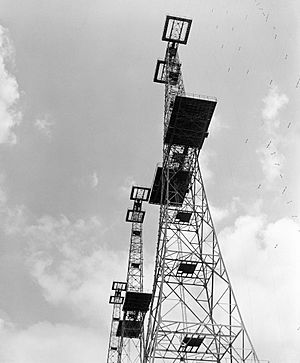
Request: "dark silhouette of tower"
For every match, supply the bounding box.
[107,187,152,363]
[144,15,260,363]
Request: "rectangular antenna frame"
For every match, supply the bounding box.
[130,186,151,201]
[162,15,192,44]
[126,209,145,223]
[112,281,127,291]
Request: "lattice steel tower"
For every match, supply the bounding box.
[107,186,152,363]
[144,16,260,362]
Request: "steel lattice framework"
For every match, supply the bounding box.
[107,281,127,363]
[107,186,152,363]
[143,16,260,363]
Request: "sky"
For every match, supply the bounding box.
[0,0,299,362]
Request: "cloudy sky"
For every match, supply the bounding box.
[0,0,299,362]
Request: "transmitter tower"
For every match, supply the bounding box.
[143,15,260,362]
[107,186,152,363]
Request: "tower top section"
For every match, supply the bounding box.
[162,15,192,45]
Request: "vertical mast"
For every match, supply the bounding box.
[144,15,260,363]
[107,281,127,363]
[107,186,152,363]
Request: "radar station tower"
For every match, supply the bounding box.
[107,186,152,363]
[143,15,260,363]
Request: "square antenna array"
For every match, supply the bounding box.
[122,292,152,312]
[116,320,142,338]
[162,16,192,44]
[153,59,181,84]
[126,210,146,223]
[112,281,127,291]
[179,335,204,352]
[175,211,192,223]
[164,95,217,148]
[149,166,191,206]
[153,59,167,84]
[109,295,124,305]
[177,261,197,277]
[130,186,151,201]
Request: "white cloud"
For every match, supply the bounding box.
[0,25,21,144]
[75,171,100,190]
[257,85,289,184]
[89,171,99,189]
[25,214,126,323]
[198,115,226,184]
[0,173,8,205]
[0,172,123,328]
[209,113,229,134]
[0,173,28,236]
[0,177,121,352]
[0,321,104,363]
[209,204,229,224]
[258,146,285,183]
[199,149,214,182]
[219,213,300,363]
[262,86,288,120]
[2,204,27,235]
[34,116,54,139]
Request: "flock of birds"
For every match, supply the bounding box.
[252,0,298,225]
[208,0,300,336]
[209,0,298,228]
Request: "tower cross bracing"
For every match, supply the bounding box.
[107,186,152,363]
[144,15,260,363]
